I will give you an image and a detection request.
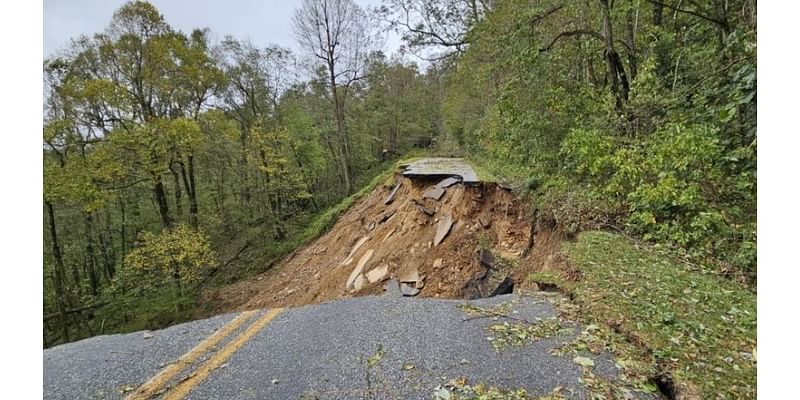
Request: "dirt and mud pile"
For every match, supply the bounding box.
[205,165,545,314]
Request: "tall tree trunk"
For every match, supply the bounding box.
[119,195,126,271]
[600,0,630,107]
[84,213,99,296]
[46,200,70,342]
[171,164,183,217]
[178,155,199,229]
[187,154,198,229]
[238,122,252,215]
[152,172,172,229]
[625,3,638,81]
[97,209,115,281]
[328,62,352,194]
[652,1,663,25]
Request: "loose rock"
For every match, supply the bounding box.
[366,264,389,283]
[398,267,420,284]
[400,283,420,297]
[353,274,366,291]
[476,248,495,269]
[346,249,374,290]
[341,236,369,266]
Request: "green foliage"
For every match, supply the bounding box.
[122,224,216,290]
[561,124,755,273]
[443,0,756,277]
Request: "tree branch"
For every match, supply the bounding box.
[645,0,727,28]
[530,4,564,26]
[539,29,605,53]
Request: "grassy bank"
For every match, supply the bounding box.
[531,231,756,398]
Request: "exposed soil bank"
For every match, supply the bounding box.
[202,174,548,314]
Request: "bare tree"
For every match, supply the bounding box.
[293,0,376,193]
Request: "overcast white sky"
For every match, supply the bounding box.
[43,0,402,59]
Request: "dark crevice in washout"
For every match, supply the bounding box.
[536,282,562,292]
[651,371,677,400]
[489,277,514,296]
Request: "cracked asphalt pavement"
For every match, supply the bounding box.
[43,293,661,399]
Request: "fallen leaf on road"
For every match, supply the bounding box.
[573,356,595,368]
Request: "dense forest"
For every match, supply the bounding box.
[43,0,756,347]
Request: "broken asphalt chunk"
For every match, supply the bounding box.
[411,199,436,216]
[417,204,436,216]
[434,214,454,247]
[377,210,396,224]
[497,180,516,191]
[423,186,445,201]
[401,158,480,184]
[436,177,461,188]
[384,279,402,297]
[400,282,421,297]
[384,182,402,205]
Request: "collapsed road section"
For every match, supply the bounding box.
[205,158,536,313]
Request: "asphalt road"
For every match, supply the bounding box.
[44,291,660,399]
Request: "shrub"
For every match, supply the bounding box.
[560,123,755,275]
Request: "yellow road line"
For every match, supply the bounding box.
[124,310,258,400]
[162,308,284,400]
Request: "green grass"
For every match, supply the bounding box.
[535,231,756,398]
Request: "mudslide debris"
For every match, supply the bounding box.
[206,162,535,313]
[341,236,369,266]
[412,199,436,216]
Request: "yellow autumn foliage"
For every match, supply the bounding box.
[124,224,216,287]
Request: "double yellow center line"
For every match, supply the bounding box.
[125,308,283,400]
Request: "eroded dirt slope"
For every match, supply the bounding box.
[203,173,541,314]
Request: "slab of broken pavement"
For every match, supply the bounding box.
[43,159,662,400]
